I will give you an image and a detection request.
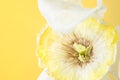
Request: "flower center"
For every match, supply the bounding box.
[73,42,92,63]
[61,33,93,66]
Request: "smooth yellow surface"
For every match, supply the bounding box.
[0,0,120,80]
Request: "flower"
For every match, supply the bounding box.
[37,18,118,80]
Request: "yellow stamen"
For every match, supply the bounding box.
[73,42,92,62]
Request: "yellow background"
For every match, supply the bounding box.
[0,0,120,80]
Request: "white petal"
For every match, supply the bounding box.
[115,26,120,79]
[38,0,106,33]
[103,26,120,80]
[119,61,120,79]
[37,69,54,80]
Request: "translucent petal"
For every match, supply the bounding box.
[38,0,106,33]
[37,69,54,80]
[115,26,120,79]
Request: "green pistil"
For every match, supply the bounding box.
[73,43,92,62]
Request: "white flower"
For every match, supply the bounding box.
[37,0,119,80]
